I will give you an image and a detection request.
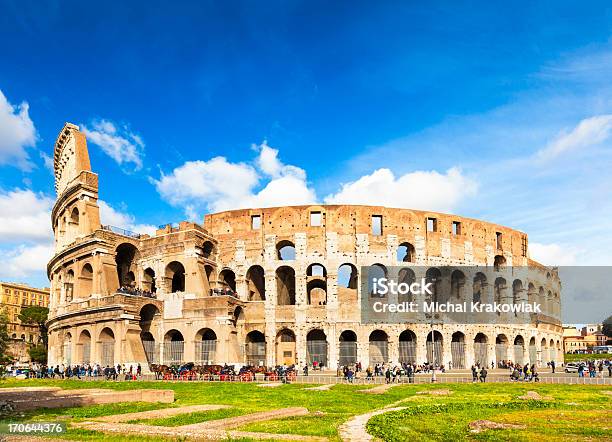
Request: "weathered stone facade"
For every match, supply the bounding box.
[47,123,563,371]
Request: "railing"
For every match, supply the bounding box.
[101,225,141,239]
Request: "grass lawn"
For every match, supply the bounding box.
[0,378,610,441]
[564,352,611,363]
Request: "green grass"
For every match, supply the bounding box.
[0,379,610,441]
[564,352,611,363]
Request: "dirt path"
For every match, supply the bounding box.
[338,407,406,442]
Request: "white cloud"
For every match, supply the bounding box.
[98,200,157,236]
[0,89,37,170]
[324,167,477,213]
[536,114,612,161]
[153,142,316,214]
[0,244,54,280]
[82,119,144,171]
[529,242,578,266]
[0,189,53,243]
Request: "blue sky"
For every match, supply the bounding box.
[1,1,612,321]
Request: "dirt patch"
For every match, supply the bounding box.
[602,391,612,396]
[469,419,526,433]
[416,389,452,396]
[96,404,230,423]
[304,384,334,391]
[358,384,397,394]
[257,382,283,388]
[517,391,552,401]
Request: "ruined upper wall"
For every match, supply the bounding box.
[204,205,530,265]
[53,123,92,196]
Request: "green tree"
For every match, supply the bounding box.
[18,306,49,347]
[603,315,612,340]
[28,344,47,363]
[0,312,11,362]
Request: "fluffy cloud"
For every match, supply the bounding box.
[0,89,37,170]
[0,188,53,243]
[529,242,578,266]
[536,114,612,161]
[98,200,157,236]
[0,244,54,280]
[82,119,144,171]
[324,167,477,213]
[153,142,316,216]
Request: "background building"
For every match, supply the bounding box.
[0,282,50,362]
[47,123,563,370]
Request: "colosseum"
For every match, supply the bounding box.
[47,123,563,372]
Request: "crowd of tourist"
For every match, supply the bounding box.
[117,286,156,298]
[577,361,609,377]
[16,362,144,380]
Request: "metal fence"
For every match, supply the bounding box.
[529,345,537,365]
[496,343,508,362]
[514,345,525,365]
[426,342,443,365]
[474,343,488,366]
[451,342,466,369]
[81,343,91,364]
[163,341,184,364]
[399,342,417,364]
[369,341,388,364]
[142,340,159,364]
[195,340,217,364]
[101,342,114,366]
[245,342,266,366]
[339,342,357,366]
[306,340,328,366]
[64,343,72,365]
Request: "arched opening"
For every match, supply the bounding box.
[494,255,506,271]
[115,243,139,288]
[369,330,389,364]
[473,272,486,303]
[306,329,328,367]
[218,268,237,295]
[451,331,466,369]
[276,240,296,260]
[79,263,93,298]
[398,329,417,364]
[246,265,265,301]
[202,241,215,259]
[338,330,357,366]
[196,328,217,364]
[368,264,387,297]
[495,334,509,366]
[70,207,79,225]
[165,261,186,293]
[338,264,358,304]
[426,330,443,365]
[140,304,160,364]
[65,270,74,302]
[276,266,296,305]
[64,332,72,364]
[494,277,507,316]
[99,328,115,367]
[513,335,525,365]
[275,329,296,365]
[396,242,415,263]
[425,268,442,304]
[450,270,466,301]
[163,329,184,364]
[307,264,327,305]
[78,330,91,364]
[143,268,156,294]
[474,333,488,366]
[245,330,266,366]
[398,268,416,303]
[513,280,523,316]
[527,283,536,305]
[529,337,537,365]
[549,338,556,363]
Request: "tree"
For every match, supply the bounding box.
[18,306,49,347]
[28,345,47,364]
[603,315,612,340]
[0,312,10,362]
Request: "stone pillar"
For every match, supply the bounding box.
[388,332,399,365]
[327,325,338,370]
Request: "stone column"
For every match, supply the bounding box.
[327,325,338,370]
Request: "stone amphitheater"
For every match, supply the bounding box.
[47,123,563,372]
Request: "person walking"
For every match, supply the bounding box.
[471,365,478,382]
[479,366,488,382]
